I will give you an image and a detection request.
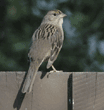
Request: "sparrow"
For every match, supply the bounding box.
[22,10,66,93]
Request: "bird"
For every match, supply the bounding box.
[22,10,66,93]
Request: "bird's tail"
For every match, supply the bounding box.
[22,61,39,93]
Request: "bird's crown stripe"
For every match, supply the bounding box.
[54,10,61,14]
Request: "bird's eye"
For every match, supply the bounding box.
[53,13,56,16]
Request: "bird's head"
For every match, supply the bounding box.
[41,10,67,27]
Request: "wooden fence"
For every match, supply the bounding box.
[73,72,104,110]
[0,72,104,110]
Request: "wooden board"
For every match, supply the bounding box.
[0,71,71,110]
[73,72,104,110]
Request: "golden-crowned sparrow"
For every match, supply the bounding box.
[22,10,66,93]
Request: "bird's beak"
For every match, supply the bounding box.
[61,13,67,17]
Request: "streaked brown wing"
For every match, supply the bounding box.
[29,24,64,69]
[46,25,64,69]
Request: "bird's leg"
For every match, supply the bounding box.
[47,65,63,78]
[51,65,57,72]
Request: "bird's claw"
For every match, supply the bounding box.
[47,70,63,78]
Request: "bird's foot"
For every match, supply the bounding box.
[47,70,63,78]
[47,65,63,78]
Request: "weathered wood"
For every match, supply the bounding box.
[0,71,71,110]
[1,72,104,110]
[73,72,104,110]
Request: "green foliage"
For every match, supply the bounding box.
[70,12,90,30]
[0,0,104,71]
